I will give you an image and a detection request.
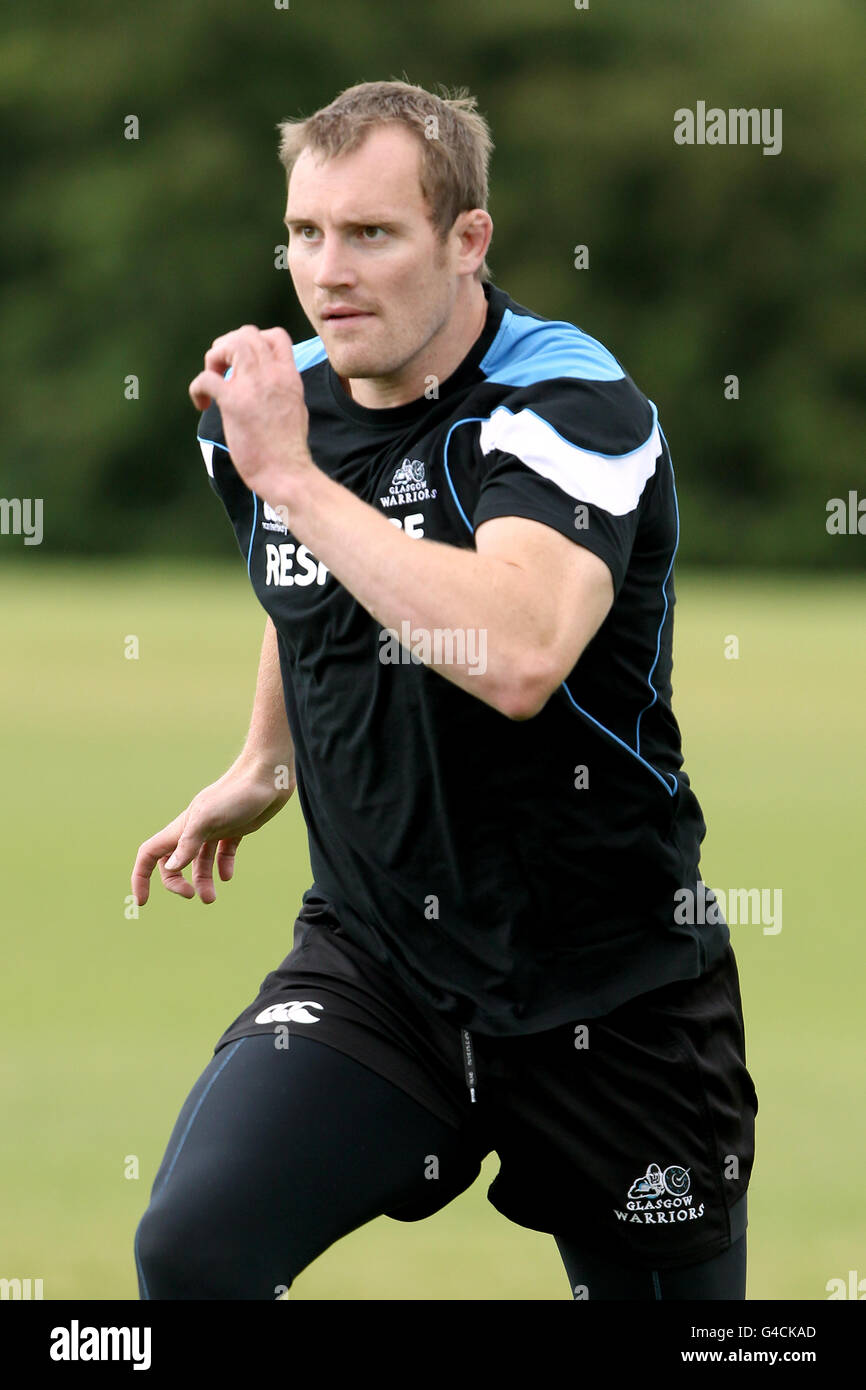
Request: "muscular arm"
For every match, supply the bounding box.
[190,327,615,721]
[238,615,295,785]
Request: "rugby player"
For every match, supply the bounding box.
[131,79,757,1300]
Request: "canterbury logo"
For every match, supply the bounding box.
[255,1001,324,1025]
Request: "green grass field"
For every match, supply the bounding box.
[1,562,863,1300]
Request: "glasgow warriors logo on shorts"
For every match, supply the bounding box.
[629,1162,690,1199]
[614,1162,705,1227]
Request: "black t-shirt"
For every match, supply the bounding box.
[197,280,729,1035]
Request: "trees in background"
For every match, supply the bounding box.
[2,0,862,566]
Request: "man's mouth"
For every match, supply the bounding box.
[321,307,374,322]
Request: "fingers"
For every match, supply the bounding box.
[202,325,271,379]
[131,825,184,907]
[191,840,218,905]
[216,837,242,882]
[155,854,197,900]
[204,325,293,372]
[191,327,261,410]
[260,327,294,363]
[189,367,227,411]
[192,325,295,408]
[162,829,206,889]
[132,819,242,909]
[137,828,206,901]
[162,839,238,904]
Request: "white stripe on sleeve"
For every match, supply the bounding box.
[199,439,215,478]
[478,407,661,516]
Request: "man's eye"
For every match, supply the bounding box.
[291,227,383,240]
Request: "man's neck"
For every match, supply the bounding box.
[337,279,489,410]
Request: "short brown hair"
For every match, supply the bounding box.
[277,79,494,282]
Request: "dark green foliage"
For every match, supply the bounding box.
[2,0,862,566]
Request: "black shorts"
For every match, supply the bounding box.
[213,889,758,1271]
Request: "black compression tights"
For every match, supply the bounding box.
[135,1034,746,1300]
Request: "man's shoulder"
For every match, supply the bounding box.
[474,288,655,454]
[485,286,629,391]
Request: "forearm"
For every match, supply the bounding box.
[232,616,296,787]
[271,461,539,716]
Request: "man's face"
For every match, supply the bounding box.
[285,124,464,385]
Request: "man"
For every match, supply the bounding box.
[132,79,757,1300]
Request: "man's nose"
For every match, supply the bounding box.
[313,234,356,289]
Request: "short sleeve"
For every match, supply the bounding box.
[471,377,662,597]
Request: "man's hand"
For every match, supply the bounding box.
[189,325,315,502]
[131,762,294,907]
